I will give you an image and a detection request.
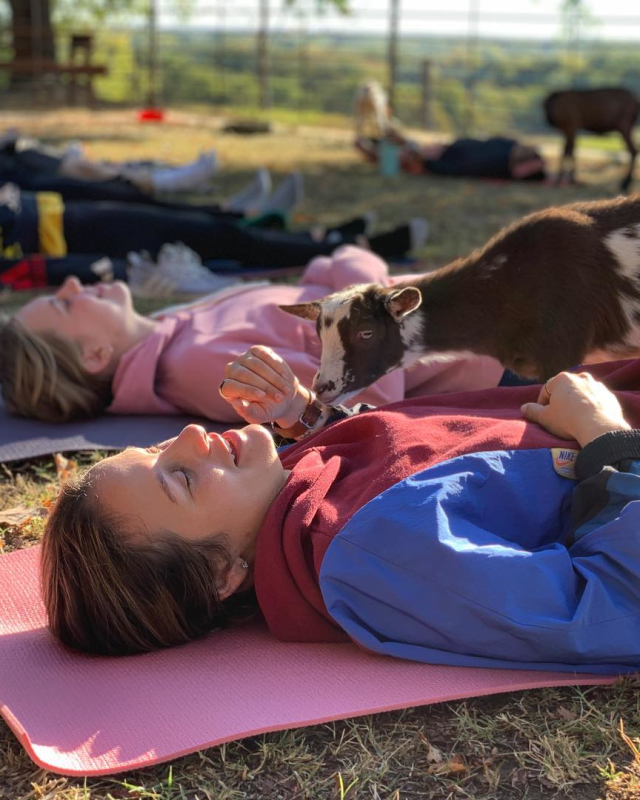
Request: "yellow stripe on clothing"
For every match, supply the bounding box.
[36,192,67,257]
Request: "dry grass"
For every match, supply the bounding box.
[1,108,640,799]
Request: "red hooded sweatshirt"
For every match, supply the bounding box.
[253,359,640,643]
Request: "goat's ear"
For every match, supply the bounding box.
[385,287,422,320]
[279,302,321,321]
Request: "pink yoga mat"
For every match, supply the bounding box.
[0,547,616,777]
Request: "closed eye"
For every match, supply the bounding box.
[178,467,194,495]
[357,330,373,340]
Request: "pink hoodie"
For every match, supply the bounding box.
[109,246,504,422]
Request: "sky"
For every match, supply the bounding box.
[158,0,640,42]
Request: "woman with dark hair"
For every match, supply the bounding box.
[40,343,640,675]
[356,135,547,181]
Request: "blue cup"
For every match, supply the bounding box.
[379,139,400,177]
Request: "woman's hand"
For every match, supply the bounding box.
[521,371,631,447]
[220,345,310,427]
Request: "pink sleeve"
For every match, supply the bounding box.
[404,357,504,396]
[300,245,391,291]
[158,337,408,422]
[158,344,251,422]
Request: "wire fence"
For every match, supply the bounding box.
[1,0,640,136]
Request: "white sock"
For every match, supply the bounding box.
[225,168,272,213]
[257,171,304,215]
[151,151,218,192]
[409,217,429,251]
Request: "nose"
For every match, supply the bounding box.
[57,276,83,299]
[313,376,336,396]
[163,424,210,459]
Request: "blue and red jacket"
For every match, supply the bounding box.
[254,359,640,675]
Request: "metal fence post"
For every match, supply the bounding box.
[387,0,399,115]
[147,0,158,107]
[421,58,432,129]
[257,0,270,108]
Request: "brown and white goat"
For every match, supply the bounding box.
[544,87,639,191]
[281,195,640,403]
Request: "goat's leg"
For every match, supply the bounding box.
[555,136,567,184]
[566,132,577,184]
[556,132,575,185]
[619,126,637,192]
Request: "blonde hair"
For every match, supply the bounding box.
[42,469,256,655]
[0,315,112,422]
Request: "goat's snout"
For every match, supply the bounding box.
[313,377,337,398]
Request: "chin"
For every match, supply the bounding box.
[109,280,132,306]
[248,423,276,449]
[249,424,280,466]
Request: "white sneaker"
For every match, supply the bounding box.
[127,250,178,298]
[225,168,272,213]
[257,171,304,215]
[151,152,219,194]
[127,243,240,297]
[63,140,85,160]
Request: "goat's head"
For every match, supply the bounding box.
[280,284,423,403]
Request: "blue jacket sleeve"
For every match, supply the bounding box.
[320,436,640,675]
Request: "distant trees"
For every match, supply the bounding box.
[2,0,146,71]
[257,0,350,107]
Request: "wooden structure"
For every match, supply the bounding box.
[0,56,107,106]
[0,31,106,106]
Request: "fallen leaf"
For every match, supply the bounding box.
[53,453,76,482]
[419,733,444,764]
[428,755,467,776]
[425,743,444,764]
[557,706,578,722]
[0,504,36,527]
[511,767,528,787]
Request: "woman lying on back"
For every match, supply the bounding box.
[41,343,640,674]
[0,247,502,423]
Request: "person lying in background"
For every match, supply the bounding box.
[0,209,382,295]
[356,134,547,181]
[0,132,217,202]
[40,343,640,675]
[0,181,424,266]
[0,246,502,423]
[0,132,300,216]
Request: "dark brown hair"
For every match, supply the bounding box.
[41,470,256,655]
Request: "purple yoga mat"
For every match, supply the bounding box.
[0,397,225,462]
[0,547,616,777]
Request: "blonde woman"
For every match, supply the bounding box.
[40,344,640,675]
[0,247,503,423]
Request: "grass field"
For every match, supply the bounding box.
[1,109,640,800]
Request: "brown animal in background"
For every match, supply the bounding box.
[544,87,639,191]
[281,195,640,404]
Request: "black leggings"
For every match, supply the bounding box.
[61,201,410,265]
